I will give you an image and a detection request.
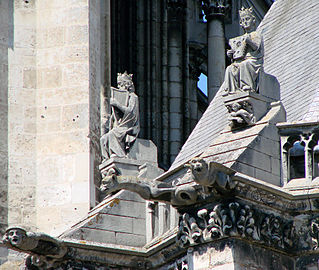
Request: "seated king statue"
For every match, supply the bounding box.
[221,7,263,94]
[100,72,140,160]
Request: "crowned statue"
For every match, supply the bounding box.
[222,7,263,94]
[100,72,140,161]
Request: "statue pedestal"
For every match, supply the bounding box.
[99,138,163,179]
[223,92,274,128]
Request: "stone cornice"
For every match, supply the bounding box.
[7,158,319,268]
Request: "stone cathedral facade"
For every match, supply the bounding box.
[4,0,319,269]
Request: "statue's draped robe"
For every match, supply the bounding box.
[101,92,140,159]
[222,31,263,93]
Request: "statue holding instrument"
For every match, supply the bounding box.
[100,72,140,161]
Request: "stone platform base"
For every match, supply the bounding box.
[99,138,163,179]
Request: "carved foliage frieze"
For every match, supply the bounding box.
[310,217,319,250]
[177,202,296,250]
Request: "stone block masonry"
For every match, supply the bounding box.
[0,0,106,240]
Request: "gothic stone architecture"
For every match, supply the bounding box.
[5,0,319,269]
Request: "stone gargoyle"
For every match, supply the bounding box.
[184,157,236,194]
[100,157,236,206]
[2,227,67,269]
[100,173,198,206]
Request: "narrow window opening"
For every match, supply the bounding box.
[313,145,319,178]
[289,141,305,180]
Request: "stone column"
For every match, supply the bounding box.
[101,0,111,136]
[167,0,186,164]
[202,0,228,102]
[303,134,315,182]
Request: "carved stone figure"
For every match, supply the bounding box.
[99,158,238,206]
[100,72,140,160]
[100,172,198,206]
[221,7,263,94]
[3,227,67,269]
[184,157,236,193]
[227,101,256,128]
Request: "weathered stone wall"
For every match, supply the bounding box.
[7,0,37,231]
[188,240,295,270]
[35,0,103,235]
[0,0,10,236]
[0,0,107,240]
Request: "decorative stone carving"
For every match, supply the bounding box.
[167,0,186,18]
[2,227,67,269]
[221,7,268,130]
[201,0,229,19]
[184,157,236,193]
[176,202,295,250]
[100,158,236,206]
[310,217,319,250]
[100,173,198,206]
[226,101,256,128]
[100,72,140,161]
[221,7,263,94]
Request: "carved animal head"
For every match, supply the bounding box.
[185,157,213,187]
[185,157,208,177]
[3,227,27,247]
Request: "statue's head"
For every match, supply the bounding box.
[117,71,135,92]
[239,7,256,32]
[3,227,27,247]
[231,102,241,112]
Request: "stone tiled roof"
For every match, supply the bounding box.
[171,89,228,169]
[171,0,319,170]
[260,0,319,123]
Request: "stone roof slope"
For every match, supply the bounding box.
[260,0,319,123]
[171,89,227,169]
[60,190,147,247]
[171,0,319,170]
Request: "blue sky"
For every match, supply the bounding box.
[198,73,207,96]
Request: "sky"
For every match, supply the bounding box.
[198,73,207,96]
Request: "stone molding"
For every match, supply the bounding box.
[7,162,319,268]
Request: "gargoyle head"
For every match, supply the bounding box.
[3,227,27,248]
[185,157,209,178]
[185,158,236,190]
